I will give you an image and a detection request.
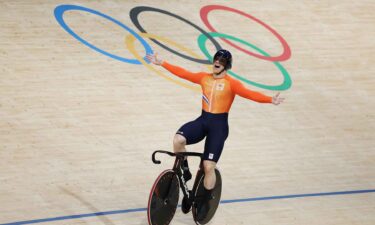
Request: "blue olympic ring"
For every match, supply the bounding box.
[54,4,153,64]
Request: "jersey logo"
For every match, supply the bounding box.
[216,83,225,91]
[209,153,214,160]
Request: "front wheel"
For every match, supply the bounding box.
[147,169,180,225]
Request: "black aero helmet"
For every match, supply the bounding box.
[213,49,232,70]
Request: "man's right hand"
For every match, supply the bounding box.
[146,53,163,65]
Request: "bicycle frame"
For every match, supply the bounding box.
[152,150,203,202]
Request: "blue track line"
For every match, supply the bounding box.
[1,189,374,225]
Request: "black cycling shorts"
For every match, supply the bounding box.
[176,110,229,162]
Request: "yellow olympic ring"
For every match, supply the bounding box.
[125,33,212,92]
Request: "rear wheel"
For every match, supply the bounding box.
[147,170,180,225]
[192,168,222,225]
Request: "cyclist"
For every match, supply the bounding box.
[146,50,284,219]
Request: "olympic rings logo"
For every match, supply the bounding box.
[54,4,292,91]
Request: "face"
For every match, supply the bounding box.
[212,58,226,75]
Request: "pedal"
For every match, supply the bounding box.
[181,194,192,214]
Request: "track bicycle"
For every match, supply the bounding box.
[147,150,222,225]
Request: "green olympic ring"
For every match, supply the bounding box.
[198,32,292,91]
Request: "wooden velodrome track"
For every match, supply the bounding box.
[1,0,374,224]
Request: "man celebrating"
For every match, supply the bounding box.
[146,49,284,219]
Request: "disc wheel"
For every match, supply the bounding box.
[147,169,180,225]
[192,168,222,225]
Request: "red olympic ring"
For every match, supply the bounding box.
[200,5,291,62]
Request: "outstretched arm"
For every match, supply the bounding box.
[232,79,284,105]
[146,53,204,84]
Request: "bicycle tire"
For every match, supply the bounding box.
[147,169,180,225]
[192,168,222,225]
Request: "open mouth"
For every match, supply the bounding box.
[214,64,221,68]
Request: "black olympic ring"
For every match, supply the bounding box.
[129,6,223,65]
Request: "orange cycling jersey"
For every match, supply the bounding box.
[162,61,273,114]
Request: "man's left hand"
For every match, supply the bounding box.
[272,92,285,105]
